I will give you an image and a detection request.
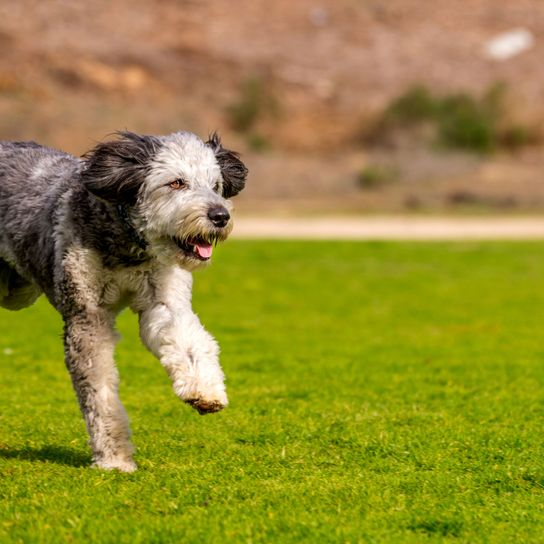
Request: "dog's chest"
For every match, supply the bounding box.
[101,265,155,310]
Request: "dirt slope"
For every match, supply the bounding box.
[0,1,543,212]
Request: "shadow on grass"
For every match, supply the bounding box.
[0,444,90,468]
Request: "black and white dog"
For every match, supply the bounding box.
[0,131,247,471]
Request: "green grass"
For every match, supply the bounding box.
[1,241,544,543]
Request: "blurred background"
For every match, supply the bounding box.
[0,0,543,215]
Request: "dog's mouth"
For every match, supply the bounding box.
[171,236,216,261]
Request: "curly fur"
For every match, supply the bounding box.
[0,131,247,472]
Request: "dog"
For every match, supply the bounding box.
[0,131,247,472]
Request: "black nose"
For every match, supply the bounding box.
[208,206,230,228]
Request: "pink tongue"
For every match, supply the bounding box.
[195,243,213,258]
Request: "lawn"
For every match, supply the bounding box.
[0,241,543,543]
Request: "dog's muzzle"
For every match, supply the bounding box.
[170,206,232,262]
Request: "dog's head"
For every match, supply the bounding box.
[81,131,247,269]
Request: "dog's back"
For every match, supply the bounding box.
[0,141,80,309]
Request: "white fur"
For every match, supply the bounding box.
[137,266,227,405]
[135,133,233,271]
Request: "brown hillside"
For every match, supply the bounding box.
[0,1,543,212]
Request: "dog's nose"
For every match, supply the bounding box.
[207,206,230,228]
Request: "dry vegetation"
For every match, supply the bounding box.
[1,0,544,213]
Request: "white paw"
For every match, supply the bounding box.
[175,379,228,414]
[92,457,137,473]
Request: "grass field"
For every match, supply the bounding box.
[0,241,543,543]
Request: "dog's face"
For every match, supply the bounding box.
[82,131,247,270]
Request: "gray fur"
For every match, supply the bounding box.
[0,131,247,471]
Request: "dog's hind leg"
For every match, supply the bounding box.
[137,267,228,415]
[63,310,136,472]
[0,258,42,310]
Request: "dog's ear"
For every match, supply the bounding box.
[206,132,248,198]
[81,131,160,204]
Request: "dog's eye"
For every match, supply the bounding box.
[213,181,220,193]
[168,179,186,190]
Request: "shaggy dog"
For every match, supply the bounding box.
[0,131,247,472]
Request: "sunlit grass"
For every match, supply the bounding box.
[1,241,543,542]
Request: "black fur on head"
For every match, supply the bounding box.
[81,131,161,204]
[206,132,248,198]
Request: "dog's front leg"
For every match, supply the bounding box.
[64,311,136,472]
[139,288,228,414]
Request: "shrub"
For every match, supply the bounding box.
[226,76,278,133]
[384,85,437,124]
[435,92,496,153]
[358,164,399,188]
[246,133,271,152]
[375,83,534,154]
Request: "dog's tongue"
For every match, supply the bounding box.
[194,243,213,259]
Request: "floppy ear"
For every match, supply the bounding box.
[206,132,248,198]
[81,131,160,204]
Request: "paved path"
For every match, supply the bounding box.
[232,217,544,240]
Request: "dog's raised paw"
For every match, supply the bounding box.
[186,398,226,415]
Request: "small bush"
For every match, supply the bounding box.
[436,92,496,153]
[498,124,534,149]
[384,85,437,124]
[246,133,271,152]
[358,164,399,189]
[375,83,534,154]
[226,76,278,133]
